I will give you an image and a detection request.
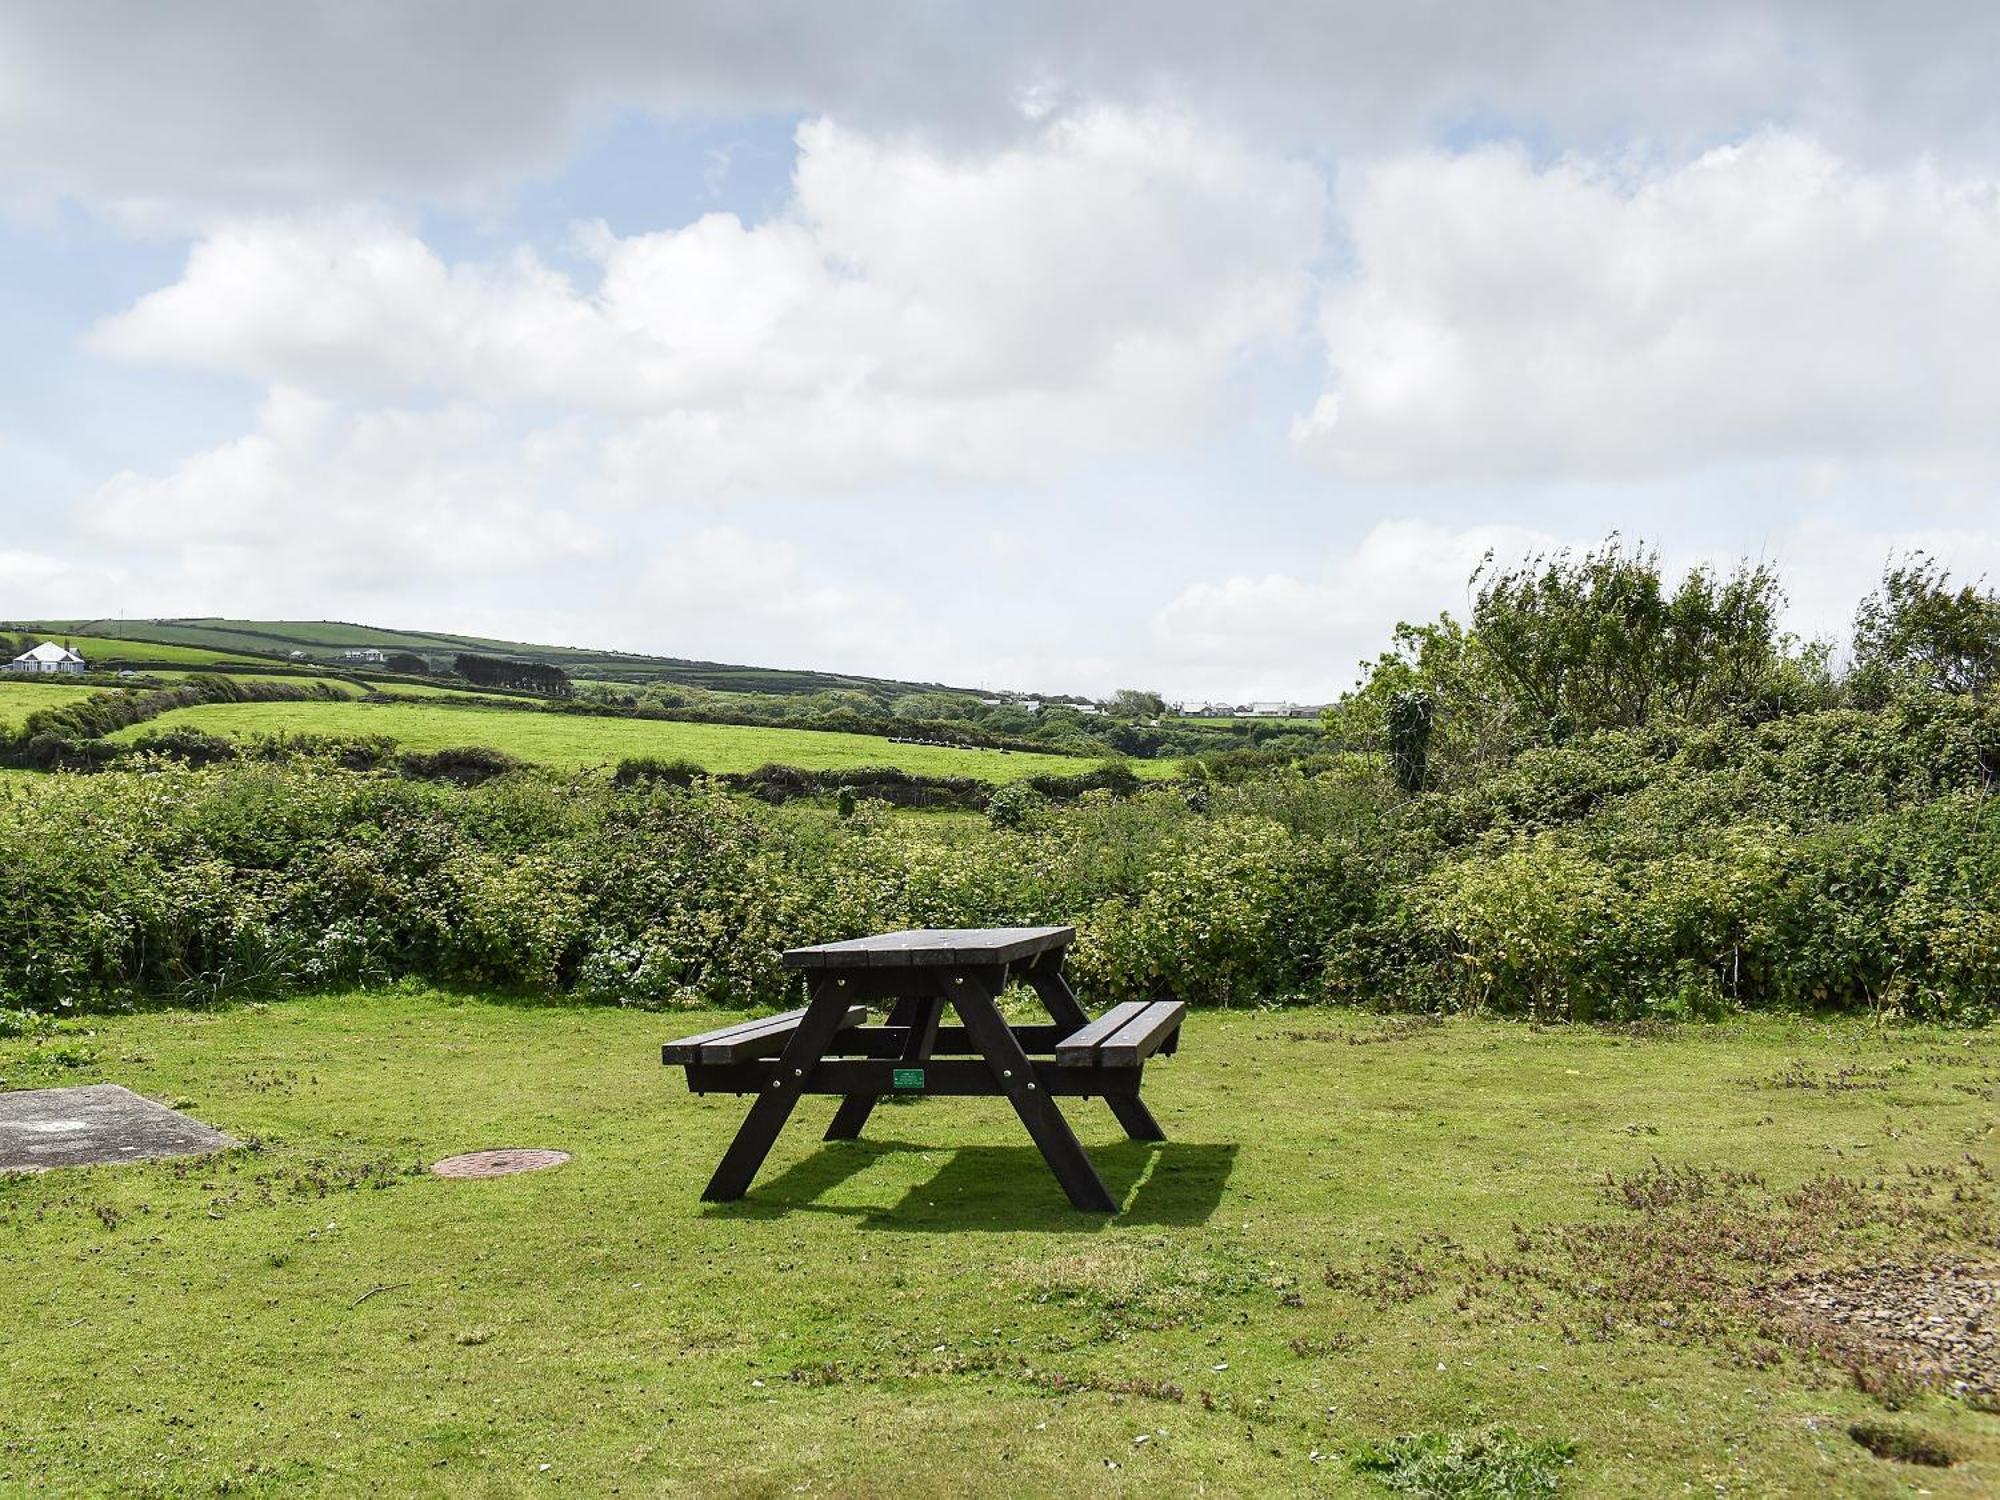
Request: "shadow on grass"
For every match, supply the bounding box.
[704,1137,1237,1231]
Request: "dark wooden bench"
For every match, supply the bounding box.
[662,927,1185,1213]
[1055,999,1184,1068]
[660,1005,867,1065]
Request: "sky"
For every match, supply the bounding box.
[3,3,1999,701]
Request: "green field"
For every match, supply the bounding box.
[19,618,977,698]
[1,994,1993,1494]
[111,699,1170,781]
[0,680,109,729]
[359,678,537,704]
[21,633,275,667]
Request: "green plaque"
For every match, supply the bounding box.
[892,1067,925,1090]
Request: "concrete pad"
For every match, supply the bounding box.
[0,1083,235,1173]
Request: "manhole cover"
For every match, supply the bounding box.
[430,1148,571,1179]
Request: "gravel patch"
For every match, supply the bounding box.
[1762,1260,1996,1399]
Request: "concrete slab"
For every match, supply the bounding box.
[0,1083,235,1173]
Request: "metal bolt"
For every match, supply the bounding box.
[954,976,964,986]
[794,1068,803,1077]
[836,978,847,987]
[1026,1081,1037,1091]
[1002,1069,1012,1078]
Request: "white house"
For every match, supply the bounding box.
[340,647,387,665]
[6,641,87,675]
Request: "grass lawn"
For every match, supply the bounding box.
[0,680,111,729]
[2,994,1994,1495]
[108,700,1174,782]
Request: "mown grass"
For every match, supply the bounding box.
[108,699,1174,781]
[0,680,112,728]
[2,995,1994,1496]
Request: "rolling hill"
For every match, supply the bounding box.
[12,618,986,698]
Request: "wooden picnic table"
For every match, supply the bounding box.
[662,926,1184,1212]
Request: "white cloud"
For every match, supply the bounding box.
[1153,520,1562,699]
[6,5,2000,214]
[1299,133,2000,481]
[92,111,1324,498]
[81,388,602,601]
[1153,515,2000,701]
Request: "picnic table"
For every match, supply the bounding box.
[662,926,1183,1212]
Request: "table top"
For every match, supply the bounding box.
[782,926,1074,969]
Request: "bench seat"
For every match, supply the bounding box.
[1055,999,1184,1068]
[662,1005,867,1065]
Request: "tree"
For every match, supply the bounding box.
[1385,688,1435,794]
[383,651,429,675]
[1471,540,1787,738]
[892,692,983,721]
[1852,554,2000,701]
[1322,612,1514,787]
[453,653,571,697]
[1108,688,1167,719]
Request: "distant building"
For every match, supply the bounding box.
[340,648,387,665]
[5,642,86,675]
[1248,700,1289,717]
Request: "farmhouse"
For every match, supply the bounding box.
[5,641,86,675]
[340,647,387,665]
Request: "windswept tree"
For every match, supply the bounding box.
[1852,554,2000,701]
[1471,540,1793,739]
[1325,538,1831,789]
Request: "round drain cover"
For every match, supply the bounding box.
[431,1148,570,1179]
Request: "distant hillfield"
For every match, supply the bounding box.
[12,617,984,698]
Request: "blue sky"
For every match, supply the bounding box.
[4,3,1999,698]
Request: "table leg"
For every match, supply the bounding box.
[949,970,1117,1213]
[702,977,858,1202]
[1025,964,1166,1143]
[823,993,942,1140]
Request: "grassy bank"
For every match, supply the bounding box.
[108,699,1167,781]
[1,992,1994,1494]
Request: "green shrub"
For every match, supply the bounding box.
[398,745,521,785]
[0,693,1995,1021]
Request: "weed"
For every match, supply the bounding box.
[1324,1241,1448,1307]
[1350,1426,1577,1497]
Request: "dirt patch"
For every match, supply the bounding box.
[1758,1260,1996,1400]
[431,1148,571,1179]
[1846,1419,1960,1467]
